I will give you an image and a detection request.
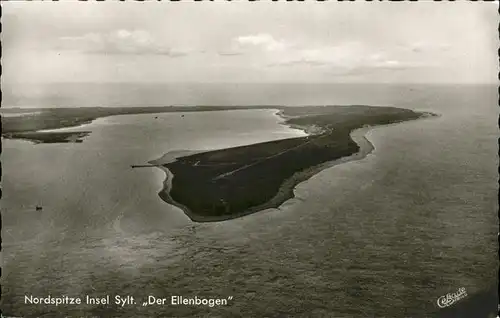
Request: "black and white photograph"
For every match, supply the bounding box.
[1,1,498,317]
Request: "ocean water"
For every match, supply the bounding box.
[1,83,498,317]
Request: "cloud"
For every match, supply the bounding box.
[235,33,288,52]
[215,33,288,57]
[372,60,407,70]
[267,42,423,77]
[218,35,426,80]
[57,29,189,56]
[268,42,371,66]
[217,50,244,57]
[405,41,451,53]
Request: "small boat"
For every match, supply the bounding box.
[36,205,43,211]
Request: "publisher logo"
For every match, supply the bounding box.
[437,287,468,308]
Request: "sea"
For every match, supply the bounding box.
[1,83,498,317]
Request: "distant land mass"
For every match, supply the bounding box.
[1,105,437,221]
[1,106,280,143]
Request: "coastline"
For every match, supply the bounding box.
[148,151,208,222]
[149,127,372,223]
[151,110,439,222]
[274,109,327,136]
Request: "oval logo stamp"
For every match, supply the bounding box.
[436,287,468,308]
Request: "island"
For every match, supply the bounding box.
[2,105,437,221]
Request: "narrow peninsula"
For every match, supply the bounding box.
[151,105,436,222]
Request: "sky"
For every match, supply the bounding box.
[2,1,498,84]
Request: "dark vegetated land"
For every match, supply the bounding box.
[167,130,357,216]
[164,106,426,220]
[3,131,91,144]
